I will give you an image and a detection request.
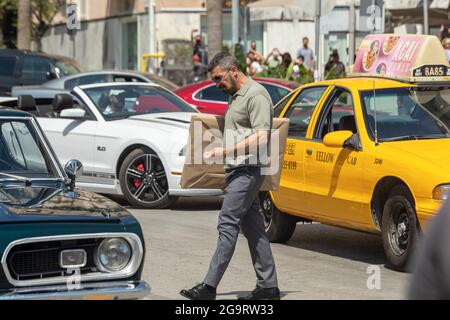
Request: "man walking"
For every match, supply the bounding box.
[180,52,280,300]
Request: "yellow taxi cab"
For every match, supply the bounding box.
[261,34,450,271]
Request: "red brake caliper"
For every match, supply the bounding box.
[133,164,145,189]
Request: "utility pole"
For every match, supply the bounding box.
[17,0,31,50]
[148,0,155,54]
[207,0,223,61]
[348,0,356,65]
[423,0,429,35]
[146,0,156,73]
[315,0,321,81]
[232,0,239,48]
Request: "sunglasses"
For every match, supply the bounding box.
[212,69,231,83]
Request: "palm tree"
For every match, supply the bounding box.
[207,0,223,62]
[17,0,31,50]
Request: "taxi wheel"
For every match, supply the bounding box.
[119,148,178,209]
[381,185,420,272]
[259,192,297,243]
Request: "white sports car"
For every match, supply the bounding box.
[10,83,222,209]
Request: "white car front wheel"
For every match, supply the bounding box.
[119,148,178,209]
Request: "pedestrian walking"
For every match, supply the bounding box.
[180,52,280,301]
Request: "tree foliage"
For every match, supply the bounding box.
[31,0,65,51]
[0,0,65,50]
[0,0,17,48]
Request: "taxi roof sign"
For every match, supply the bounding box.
[350,34,450,83]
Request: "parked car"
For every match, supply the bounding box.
[0,108,150,300]
[5,83,222,209]
[175,77,299,115]
[0,49,82,96]
[11,71,180,99]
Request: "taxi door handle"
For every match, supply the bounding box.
[306,149,313,156]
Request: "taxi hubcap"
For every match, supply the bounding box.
[388,204,410,256]
[259,192,273,230]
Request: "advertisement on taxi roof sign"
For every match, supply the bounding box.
[352,34,450,81]
[354,35,424,76]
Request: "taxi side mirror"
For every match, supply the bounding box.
[323,131,354,148]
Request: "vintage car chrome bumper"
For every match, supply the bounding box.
[0,280,150,300]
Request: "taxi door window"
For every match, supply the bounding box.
[314,88,355,140]
[284,86,328,138]
[274,90,296,118]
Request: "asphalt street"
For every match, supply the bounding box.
[111,196,411,300]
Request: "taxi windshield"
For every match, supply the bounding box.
[360,87,450,142]
[83,85,198,120]
[0,119,59,180]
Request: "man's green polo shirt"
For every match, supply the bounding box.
[223,78,273,170]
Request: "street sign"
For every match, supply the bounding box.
[359,0,385,33]
[67,3,81,34]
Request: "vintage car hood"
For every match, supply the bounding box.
[383,139,450,174]
[124,112,195,129]
[0,185,130,223]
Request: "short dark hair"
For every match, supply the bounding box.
[208,52,239,72]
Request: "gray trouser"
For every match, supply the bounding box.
[203,166,278,289]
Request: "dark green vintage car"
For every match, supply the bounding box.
[0,108,150,299]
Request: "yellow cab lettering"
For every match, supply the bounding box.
[347,156,357,166]
[285,143,296,156]
[316,151,334,164]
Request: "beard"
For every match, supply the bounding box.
[220,76,237,96]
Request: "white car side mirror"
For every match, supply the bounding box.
[60,108,86,119]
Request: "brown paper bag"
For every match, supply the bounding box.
[180,114,289,191]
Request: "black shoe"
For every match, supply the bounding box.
[238,287,281,300]
[180,283,216,300]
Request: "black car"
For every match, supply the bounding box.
[0,49,82,96]
[0,108,150,300]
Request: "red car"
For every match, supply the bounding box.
[175,77,299,115]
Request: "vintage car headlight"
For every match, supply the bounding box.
[96,238,132,272]
[433,184,450,200]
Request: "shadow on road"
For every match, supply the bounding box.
[218,290,299,299]
[284,223,388,266]
[104,194,388,267]
[102,195,224,211]
[171,196,223,211]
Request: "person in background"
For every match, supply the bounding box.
[281,52,292,73]
[296,37,315,73]
[285,54,313,85]
[104,94,124,115]
[439,24,450,42]
[324,49,346,80]
[264,48,282,69]
[409,198,450,299]
[247,51,264,76]
[247,41,264,68]
[442,38,450,63]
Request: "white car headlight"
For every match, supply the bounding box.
[96,238,132,272]
[433,184,450,200]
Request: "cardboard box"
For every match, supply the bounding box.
[180,114,289,191]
